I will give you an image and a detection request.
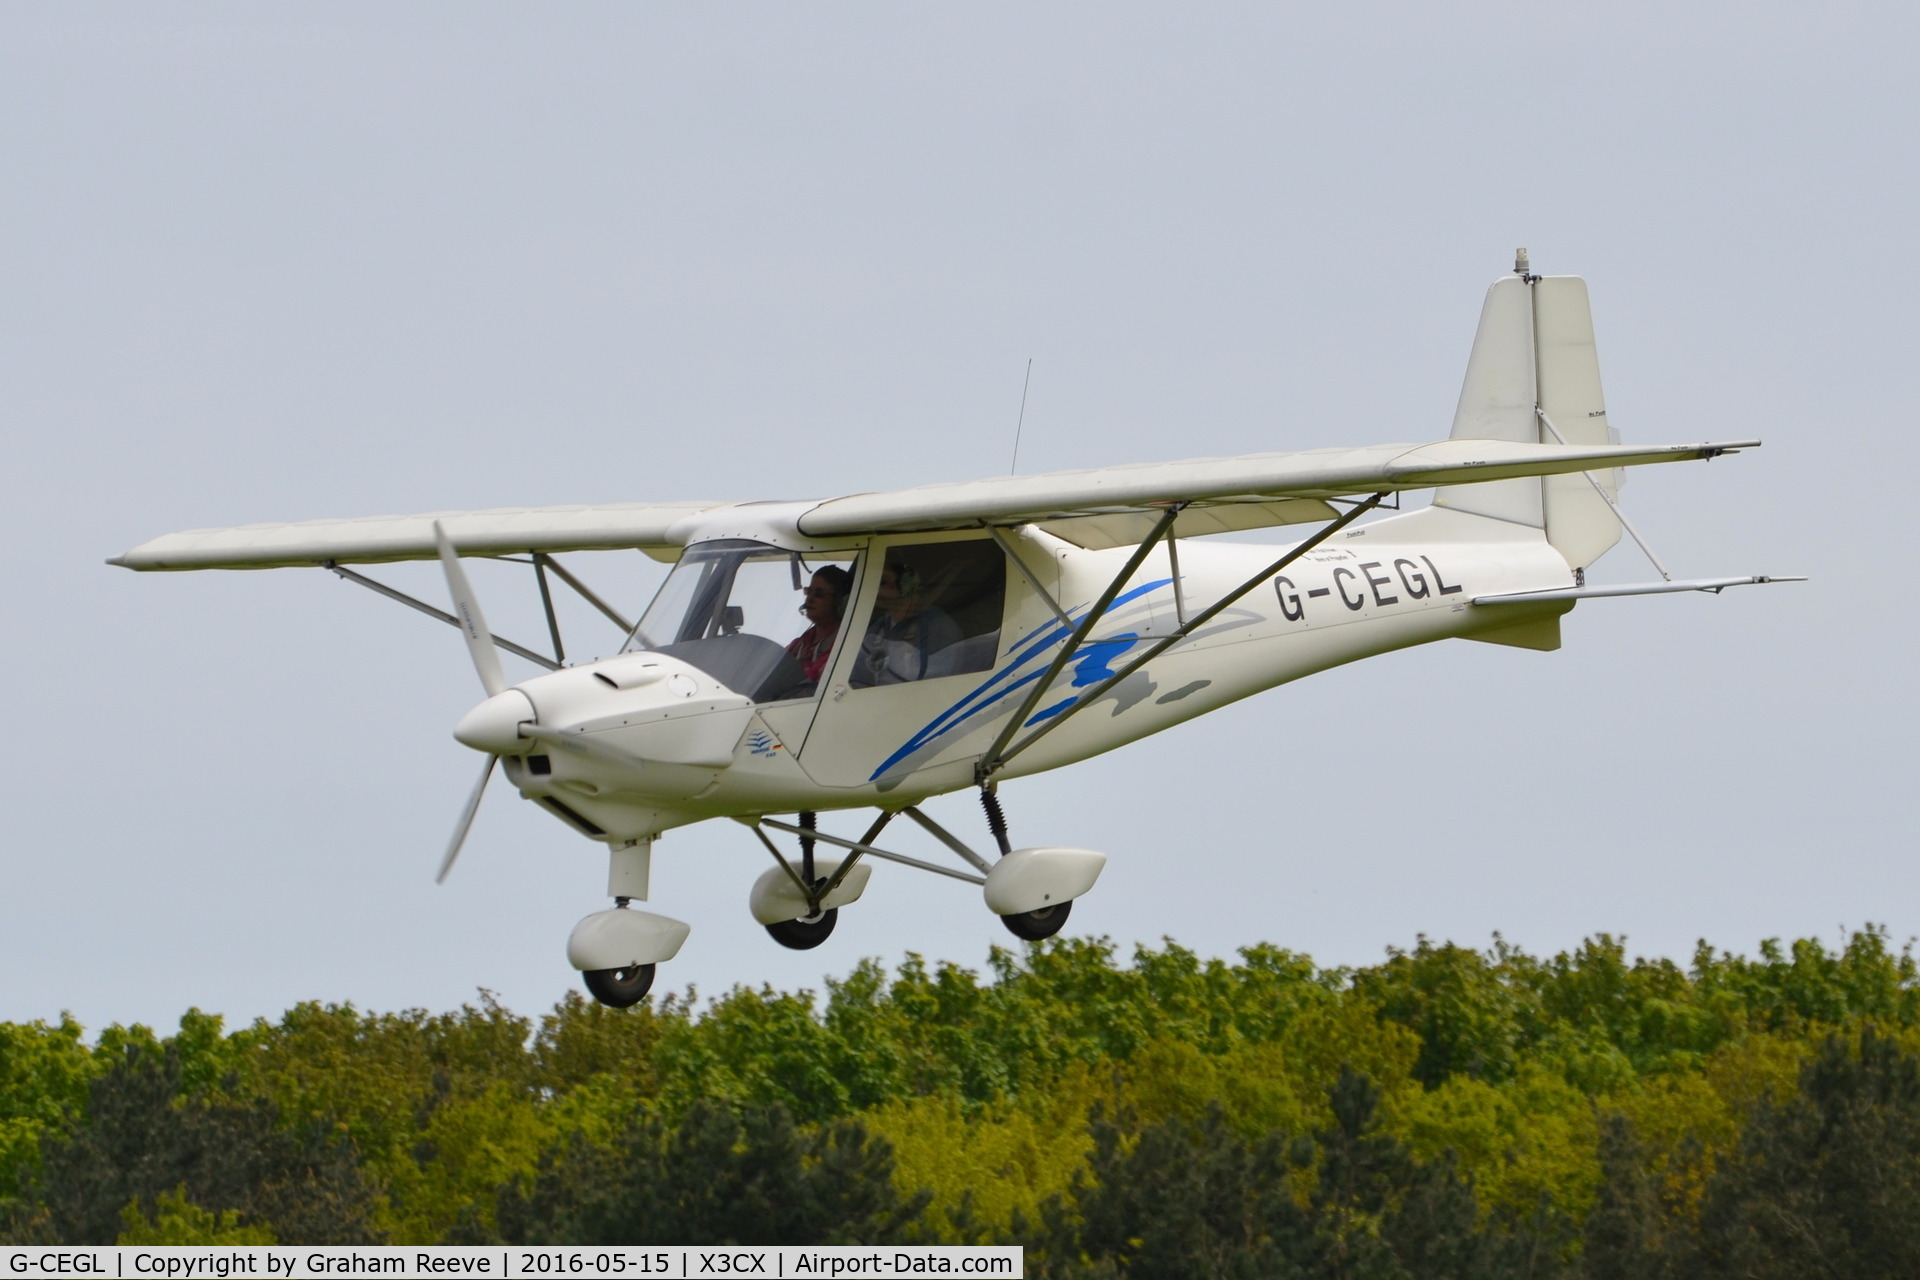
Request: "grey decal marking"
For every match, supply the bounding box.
[1102,672,1159,716]
[1156,679,1213,705]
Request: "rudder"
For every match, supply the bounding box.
[1434,254,1623,570]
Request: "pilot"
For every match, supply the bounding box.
[851,560,962,686]
[787,564,853,686]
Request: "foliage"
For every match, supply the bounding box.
[3,1043,374,1244]
[493,1102,926,1245]
[1583,1026,1920,1277]
[1033,1068,1575,1279]
[0,1015,95,1199]
[118,1187,276,1245]
[1,927,1917,1256]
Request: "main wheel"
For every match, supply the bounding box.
[583,963,656,1008]
[766,907,838,950]
[1001,900,1072,941]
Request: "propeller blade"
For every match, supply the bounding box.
[437,753,498,884]
[434,520,508,697]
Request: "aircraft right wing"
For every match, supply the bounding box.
[791,437,1759,547]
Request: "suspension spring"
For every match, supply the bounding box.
[799,810,818,885]
[979,787,1012,856]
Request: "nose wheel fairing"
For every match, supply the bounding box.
[566,906,691,972]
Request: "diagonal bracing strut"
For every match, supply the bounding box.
[977,493,1387,780]
[986,525,1072,629]
[1535,408,1674,582]
[814,811,896,903]
[976,504,1186,781]
[326,562,561,671]
[534,552,636,633]
[757,815,986,892]
[900,805,994,874]
[533,555,565,663]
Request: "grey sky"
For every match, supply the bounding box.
[3,3,1912,1032]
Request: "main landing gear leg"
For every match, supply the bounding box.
[765,810,837,949]
[979,785,1072,941]
[752,811,875,951]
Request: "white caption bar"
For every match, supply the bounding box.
[2,1249,1022,1280]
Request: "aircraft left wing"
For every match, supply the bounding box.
[110,501,727,570]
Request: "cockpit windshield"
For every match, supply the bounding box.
[626,540,860,703]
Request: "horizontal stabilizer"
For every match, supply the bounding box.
[1473,575,1805,604]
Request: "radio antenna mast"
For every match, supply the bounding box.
[1009,358,1033,475]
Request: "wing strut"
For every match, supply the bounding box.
[325,562,561,671]
[533,555,565,664]
[533,552,636,634]
[977,492,1387,781]
[976,505,1187,777]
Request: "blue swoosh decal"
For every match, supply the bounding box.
[867,578,1170,779]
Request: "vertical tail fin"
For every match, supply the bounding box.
[1434,256,1623,570]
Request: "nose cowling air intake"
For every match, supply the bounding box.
[454,689,535,755]
[505,655,756,770]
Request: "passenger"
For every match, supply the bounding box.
[852,561,963,686]
[786,565,853,686]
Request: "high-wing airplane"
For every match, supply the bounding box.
[114,254,1798,1007]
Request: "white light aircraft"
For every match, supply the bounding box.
[115,254,1799,1007]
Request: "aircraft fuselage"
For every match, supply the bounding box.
[492,503,1575,845]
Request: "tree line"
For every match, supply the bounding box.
[4,929,1920,1275]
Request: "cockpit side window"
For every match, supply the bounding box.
[627,541,860,703]
[848,539,1006,689]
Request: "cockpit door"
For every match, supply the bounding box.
[796,533,1033,788]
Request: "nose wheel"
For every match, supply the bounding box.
[583,963,656,1008]
[569,854,688,1008]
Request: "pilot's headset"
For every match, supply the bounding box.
[888,562,922,597]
